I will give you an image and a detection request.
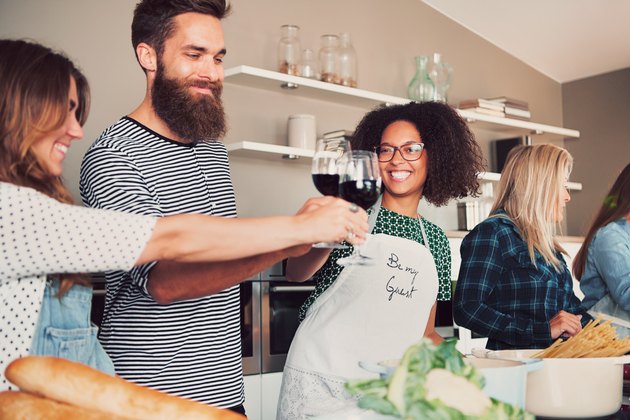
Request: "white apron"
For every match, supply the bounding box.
[277,198,439,419]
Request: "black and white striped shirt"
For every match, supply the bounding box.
[79,117,243,408]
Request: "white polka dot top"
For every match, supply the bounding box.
[0,182,155,390]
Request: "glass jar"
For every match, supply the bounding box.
[318,34,339,84]
[427,52,453,102]
[337,32,357,87]
[300,48,318,79]
[278,25,301,75]
[407,55,434,102]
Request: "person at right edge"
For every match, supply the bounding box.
[454,144,592,350]
[574,163,630,337]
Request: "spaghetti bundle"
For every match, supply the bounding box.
[532,318,630,358]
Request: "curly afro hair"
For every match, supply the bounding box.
[351,101,485,207]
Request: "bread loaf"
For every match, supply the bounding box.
[0,391,126,420]
[5,357,245,419]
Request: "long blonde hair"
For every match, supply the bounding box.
[0,39,91,295]
[490,144,573,271]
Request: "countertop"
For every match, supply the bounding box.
[445,230,584,243]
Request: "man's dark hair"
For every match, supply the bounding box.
[132,0,231,57]
[352,101,485,207]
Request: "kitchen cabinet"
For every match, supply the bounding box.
[224,65,582,191]
[243,374,262,420]
[243,372,283,420]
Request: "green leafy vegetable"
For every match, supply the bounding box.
[345,338,533,420]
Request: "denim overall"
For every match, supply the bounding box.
[30,280,115,375]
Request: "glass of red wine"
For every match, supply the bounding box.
[336,150,381,266]
[311,137,351,248]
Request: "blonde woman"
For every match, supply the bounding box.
[453,144,591,350]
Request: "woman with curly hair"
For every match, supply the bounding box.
[574,163,630,336]
[277,101,484,419]
[453,144,591,350]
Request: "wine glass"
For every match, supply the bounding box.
[311,137,351,248]
[336,150,381,266]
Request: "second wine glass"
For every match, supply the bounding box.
[336,150,381,265]
[311,137,350,248]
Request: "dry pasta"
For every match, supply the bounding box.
[532,318,630,358]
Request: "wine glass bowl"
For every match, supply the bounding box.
[338,178,380,211]
[311,137,350,196]
[336,150,381,265]
[311,137,351,248]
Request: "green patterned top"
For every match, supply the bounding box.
[298,206,452,321]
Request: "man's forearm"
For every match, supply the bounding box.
[147,250,288,304]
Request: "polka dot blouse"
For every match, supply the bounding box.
[299,206,452,321]
[0,182,155,390]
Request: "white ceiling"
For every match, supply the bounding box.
[422,0,630,83]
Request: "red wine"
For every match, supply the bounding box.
[312,174,340,196]
[339,180,380,210]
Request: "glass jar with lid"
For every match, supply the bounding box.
[318,34,339,84]
[278,24,301,75]
[337,32,357,87]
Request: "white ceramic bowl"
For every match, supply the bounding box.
[474,348,630,418]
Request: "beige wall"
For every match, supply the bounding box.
[563,68,630,236]
[1,0,574,231]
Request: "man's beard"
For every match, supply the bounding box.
[151,63,227,142]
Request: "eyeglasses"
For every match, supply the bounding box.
[374,142,425,162]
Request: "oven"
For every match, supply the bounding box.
[240,261,315,374]
[90,264,315,375]
[240,280,261,374]
[90,274,106,328]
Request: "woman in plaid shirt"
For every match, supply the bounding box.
[453,144,591,350]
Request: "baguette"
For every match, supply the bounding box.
[0,391,127,420]
[5,356,245,419]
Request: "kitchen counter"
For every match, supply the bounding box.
[537,411,630,419]
[445,230,584,243]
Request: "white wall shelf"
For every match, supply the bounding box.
[224,66,582,190]
[226,142,582,190]
[477,171,582,191]
[225,65,406,108]
[226,141,314,163]
[225,65,581,143]
[458,109,579,142]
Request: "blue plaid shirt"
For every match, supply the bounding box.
[453,211,590,350]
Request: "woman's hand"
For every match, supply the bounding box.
[295,196,369,246]
[549,310,583,339]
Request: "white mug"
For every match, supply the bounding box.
[287,114,316,150]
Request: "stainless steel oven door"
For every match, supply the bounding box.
[240,281,261,375]
[90,275,106,328]
[261,282,315,373]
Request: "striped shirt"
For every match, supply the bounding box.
[79,117,243,408]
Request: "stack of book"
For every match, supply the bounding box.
[322,129,353,141]
[458,98,506,117]
[485,96,531,120]
[458,97,531,121]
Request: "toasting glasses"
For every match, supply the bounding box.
[336,150,381,266]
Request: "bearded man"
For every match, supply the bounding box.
[79,0,296,414]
